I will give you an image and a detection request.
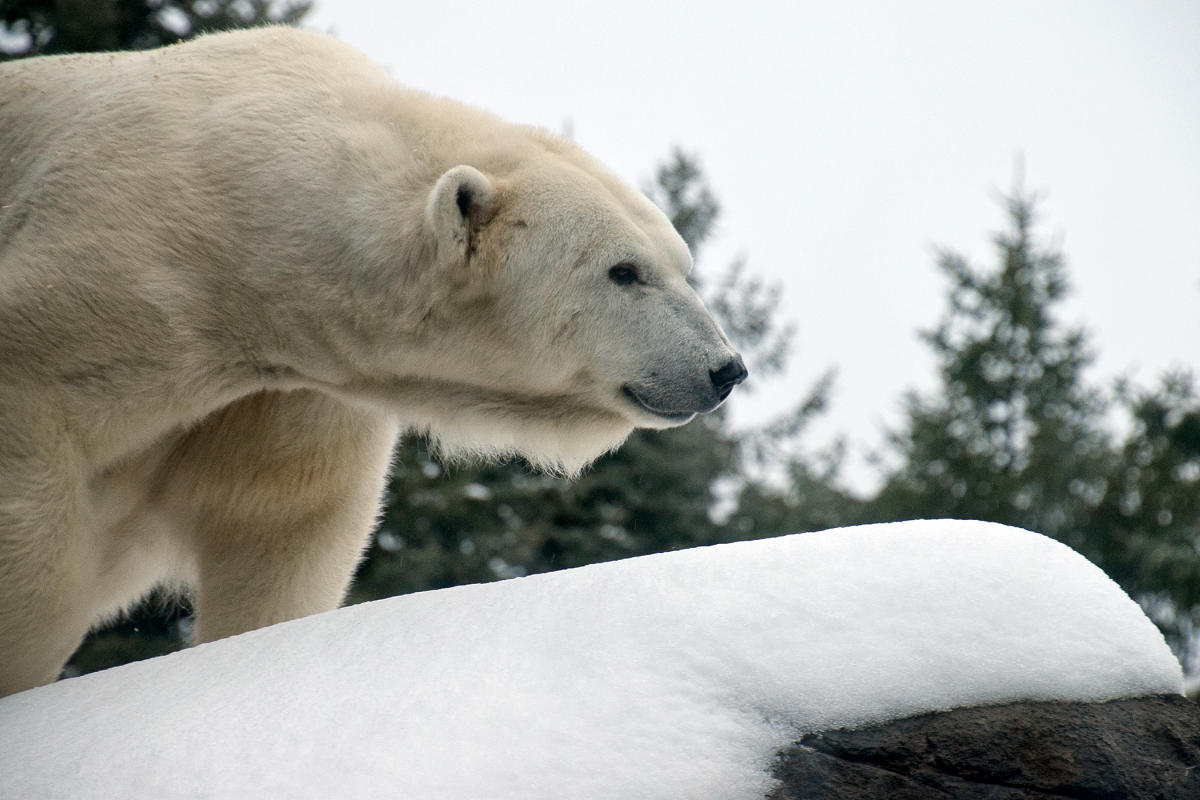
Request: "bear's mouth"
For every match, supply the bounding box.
[620,385,696,424]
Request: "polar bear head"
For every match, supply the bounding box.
[333,127,745,476]
[400,147,746,475]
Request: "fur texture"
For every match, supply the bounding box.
[0,27,744,695]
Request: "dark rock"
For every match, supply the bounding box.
[768,693,1200,799]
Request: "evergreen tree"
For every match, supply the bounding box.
[723,370,866,540]
[864,180,1198,666]
[871,186,1112,547]
[1092,373,1200,669]
[0,0,310,60]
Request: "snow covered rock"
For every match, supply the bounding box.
[0,520,1183,799]
[770,693,1200,799]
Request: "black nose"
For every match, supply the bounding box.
[710,355,748,400]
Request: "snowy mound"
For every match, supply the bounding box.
[0,520,1181,799]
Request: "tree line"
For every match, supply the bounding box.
[4,2,1194,680]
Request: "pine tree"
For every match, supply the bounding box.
[872,184,1112,547]
[864,180,1200,668]
[0,0,311,60]
[1092,373,1200,670]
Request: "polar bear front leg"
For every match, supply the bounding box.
[0,422,99,696]
[162,391,398,644]
[188,494,383,644]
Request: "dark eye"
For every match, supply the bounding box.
[608,263,640,286]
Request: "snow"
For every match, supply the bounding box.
[0,520,1182,799]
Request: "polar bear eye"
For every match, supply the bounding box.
[608,263,641,286]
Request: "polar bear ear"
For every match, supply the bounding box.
[426,165,498,263]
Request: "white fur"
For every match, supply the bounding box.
[0,28,741,695]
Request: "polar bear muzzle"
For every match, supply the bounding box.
[621,353,748,424]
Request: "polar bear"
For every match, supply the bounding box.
[0,28,746,695]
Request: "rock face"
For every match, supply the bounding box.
[769,694,1200,799]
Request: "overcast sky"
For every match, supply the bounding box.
[307,0,1200,489]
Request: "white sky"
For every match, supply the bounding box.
[308,1,1200,488]
[0,521,1181,798]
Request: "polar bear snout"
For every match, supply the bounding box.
[710,354,748,401]
[621,351,747,425]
